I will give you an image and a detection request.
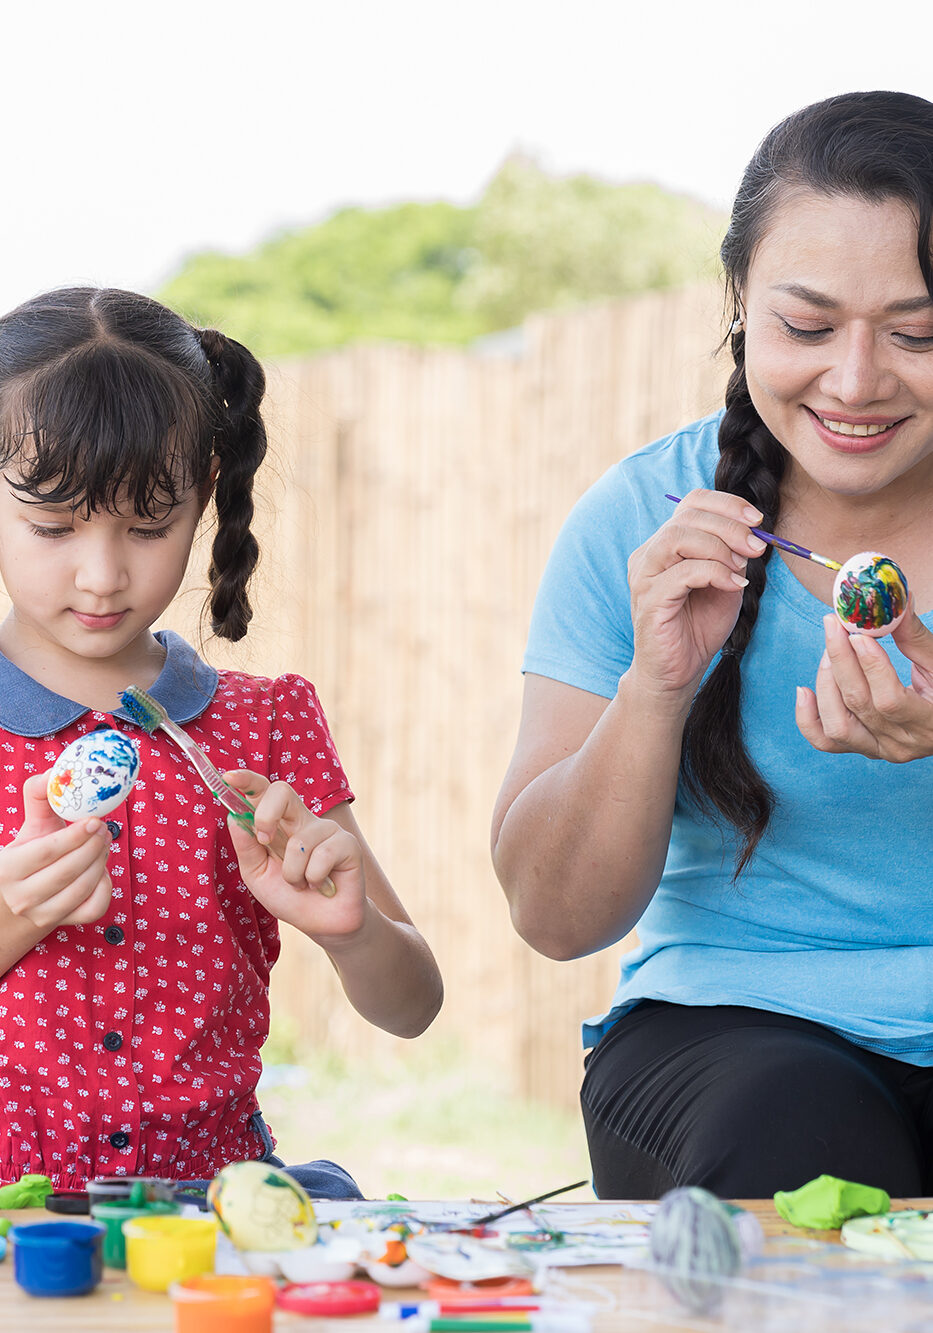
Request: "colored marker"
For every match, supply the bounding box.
[399,1319,590,1333]
[382,1302,545,1319]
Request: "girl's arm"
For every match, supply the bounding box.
[308,802,443,1038]
[224,772,442,1039]
[492,488,765,961]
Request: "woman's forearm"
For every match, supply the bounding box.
[492,671,691,960]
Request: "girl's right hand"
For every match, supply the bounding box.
[626,489,766,699]
[0,772,113,930]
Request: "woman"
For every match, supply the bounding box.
[492,91,933,1198]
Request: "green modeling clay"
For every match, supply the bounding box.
[774,1174,890,1230]
[0,1173,53,1208]
[0,1217,10,1237]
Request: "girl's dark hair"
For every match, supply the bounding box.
[681,90,933,874]
[0,287,267,641]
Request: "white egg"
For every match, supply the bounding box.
[47,729,141,821]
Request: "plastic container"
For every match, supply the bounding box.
[91,1197,180,1268]
[123,1214,218,1292]
[86,1175,177,1208]
[171,1274,276,1332]
[10,1220,105,1297]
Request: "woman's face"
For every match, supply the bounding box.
[741,189,933,503]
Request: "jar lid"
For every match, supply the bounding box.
[276,1280,381,1315]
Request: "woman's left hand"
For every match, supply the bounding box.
[796,604,933,760]
[222,769,367,939]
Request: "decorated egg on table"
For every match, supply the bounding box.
[207,1162,317,1252]
[649,1186,741,1315]
[47,729,140,820]
[833,551,909,637]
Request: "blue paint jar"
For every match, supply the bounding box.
[10,1220,105,1296]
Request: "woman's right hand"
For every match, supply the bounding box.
[0,772,113,930]
[626,489,766,699]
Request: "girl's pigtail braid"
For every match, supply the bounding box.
[680,329,786,875]
[198,328,268,641]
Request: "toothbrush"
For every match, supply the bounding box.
[119,684,337,897]
[664,494,842,571]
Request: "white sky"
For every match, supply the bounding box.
[1,0,931,315]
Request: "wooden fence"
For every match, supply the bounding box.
[143,282,731,1108]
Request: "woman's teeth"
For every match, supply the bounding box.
[818,416,895,437]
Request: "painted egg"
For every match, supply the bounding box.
[207,1162,317,1252]
[650,1186,741,1315]
[47,729,140,821]
[833,551,909,637]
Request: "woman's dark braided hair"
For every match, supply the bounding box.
[681,90,933,875]
[0,287,267,640]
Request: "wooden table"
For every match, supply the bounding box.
[2,1199,931,1332]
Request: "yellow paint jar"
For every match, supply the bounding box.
[123,1215,218,1292]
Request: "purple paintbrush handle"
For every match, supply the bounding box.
[663,494,840,570]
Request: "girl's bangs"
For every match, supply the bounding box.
[0,341,214,516]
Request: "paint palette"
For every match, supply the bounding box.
[833,551,909,637]
[47,729,140,820]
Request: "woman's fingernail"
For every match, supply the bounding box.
[819,650,831,671]
[747,535,767,554]
[795,686,806,706]
[743,506,763,522]
[731,572,749,587]
[256,831,271,845]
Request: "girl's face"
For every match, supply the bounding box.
[741,190,933,504]
[0,475,204,666]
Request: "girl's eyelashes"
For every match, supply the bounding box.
[129,525,173,540]
[29,524,71,539]
[28,522,175,540]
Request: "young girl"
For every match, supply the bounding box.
[0,287,443,1193]
[493,91,933,1198]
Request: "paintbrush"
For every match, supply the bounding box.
[664,494,842,571]
[119,684,336,897]
[468,1180,589,1227]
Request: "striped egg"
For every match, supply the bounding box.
[650,1186,741,1315]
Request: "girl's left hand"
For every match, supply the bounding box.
[796,604,933,761]
[222,769,367,939]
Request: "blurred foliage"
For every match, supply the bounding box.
[159,158,725,356]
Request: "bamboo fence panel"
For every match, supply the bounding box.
[1,282,731,1109]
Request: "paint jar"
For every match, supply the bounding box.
[86,1175,177,1208]
[123,1214,218,1292]
[91,1197,180,1269]
[10,1220,105,1297]
[171,1274,276,1332]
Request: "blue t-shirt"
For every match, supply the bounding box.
[524,412,933,1064]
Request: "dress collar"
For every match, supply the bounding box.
[0,630,219,737]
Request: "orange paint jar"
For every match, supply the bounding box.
[171,1274,276,1332]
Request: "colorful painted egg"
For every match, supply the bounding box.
[207,1162,317,1252]
[649,1186,741,1315]
[833,551,909,637]
[47,729,140,821]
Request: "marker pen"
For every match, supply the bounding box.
[398,1318,591,1333]
[381,1300,545,1319]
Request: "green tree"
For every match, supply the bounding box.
[158,161,724,356]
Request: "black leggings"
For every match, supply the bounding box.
[581,1001,933,1199]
